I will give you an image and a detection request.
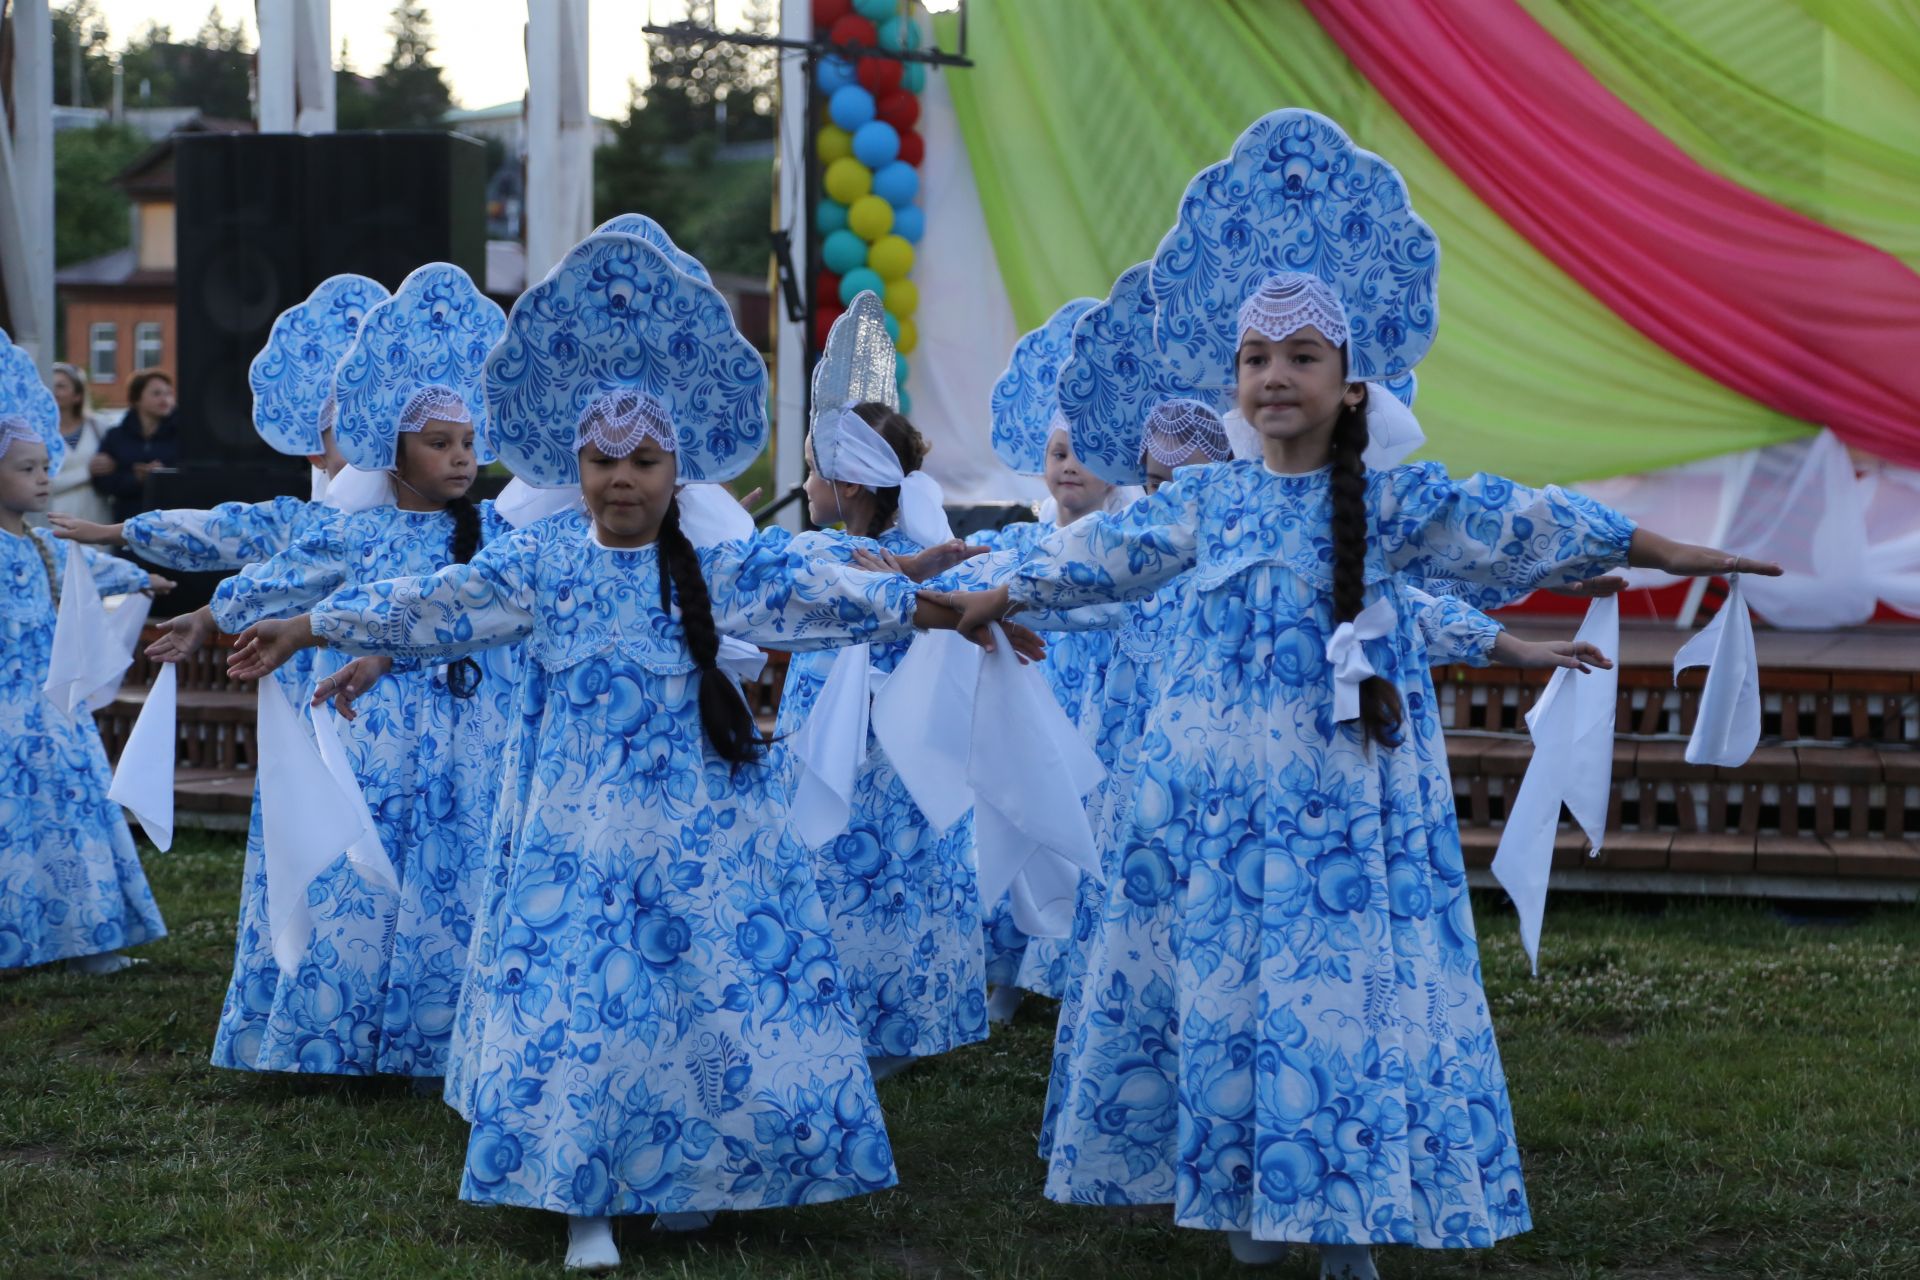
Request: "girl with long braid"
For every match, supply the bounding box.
[224,235,1024,1272]
[926,112,1778,1278]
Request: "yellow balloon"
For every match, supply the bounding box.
[896,316,919,356]
[869,235,915,282]
[883,277,919,318]
[817,124,853,165]
[847,194,894,243]
[823,156,873,205]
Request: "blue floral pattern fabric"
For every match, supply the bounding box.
[207,501,522,1076]
[248,274,389,455]
[990,298,1100,475]
[0,529,162,968]
[768,525,990,1061]
[308,519,918,1215]
[1008,459,1632,1247]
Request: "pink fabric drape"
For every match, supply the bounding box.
[1303,0,1920,468]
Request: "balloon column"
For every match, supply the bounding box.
[812,0,925,414]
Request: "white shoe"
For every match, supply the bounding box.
[986,985,1025,1024]
[1318,1245,1379,1280]
[66,952,141,975]
[1225,1230,1290,1265]
[564,1215,619,1272]
[653,1210,715,1233]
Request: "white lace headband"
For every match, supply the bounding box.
[1237,272,1349,352]
[397,384,473,434]
[1143,398,1230,467]
[573,389,678,457]
[0,414,38,460]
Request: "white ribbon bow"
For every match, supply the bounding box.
[1674,575,1761,768]
[1324,595,1398,723]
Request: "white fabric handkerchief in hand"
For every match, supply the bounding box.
[257,678,368,974]
[1674,575,1761,768]
[791,643,876,848]
[1492,596,1620,974]
[108,663,177,851]
[969,626,1106,938]
[871,631,982,833]
[312,702,399,895]
[85,592,154,714]
[44,548,131,717]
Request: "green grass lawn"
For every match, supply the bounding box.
[2,833,1917,1279]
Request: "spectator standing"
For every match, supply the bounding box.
[91,370,181,522]
[49,363,114,523]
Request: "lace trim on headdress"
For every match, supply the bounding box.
[1143,398,1231,467]
[397,384,473,433]
[316,392,338,439]
[0,414,37,459]
[1237,273,1349,350]
[572,389,678,457]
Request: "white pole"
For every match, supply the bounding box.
[257,0,296,132]
[294,0,336,133]
[773,0,812,529]
[0,0,55,371]
[524,0,592,285]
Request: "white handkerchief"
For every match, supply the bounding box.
[715,636,768,683]
[1674,576,1761,768]
[85,592,154,714]
[871,631,982,833]
[257,678,367,974]
[312,701,398,895]
[108,663,177,851]
[677,482,756,548]
[44,549,132,716]
[1492,596,1620,973]
[791,643,875,848]
[495,476,587,530]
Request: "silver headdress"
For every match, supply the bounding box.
[810,291,899,429]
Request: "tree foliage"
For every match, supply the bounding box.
[53,123,148,268]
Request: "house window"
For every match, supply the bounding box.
[135,322,164,371]
[89,322,118,384]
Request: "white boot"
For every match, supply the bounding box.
[564,1215,619,1272]
[1225,1230,1289,1265]
[986,985,1025,1024]
[66,952,140,975]
[1318,1245,1379,1280]
[653,1210,716,1232]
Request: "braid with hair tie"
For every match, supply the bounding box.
[657,496,768,766]
[32,531,62,609]
[1327,382,1403,750]
[443,494,485,698]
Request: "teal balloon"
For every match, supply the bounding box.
[901,60,926,93]
[816,198,850,235]
[872,160,919,208]
[852,120,900,168]
[883,311,902,343]
[891,205,924,244]
[879,16,921,51]
[840,267,885,305]
[898,388,912,415]
[895,353,909,385]
[822,229,868,275]
[816,55,856,94]
[828,84,876,130]
[853,0,893,17]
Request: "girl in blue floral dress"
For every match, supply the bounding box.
[225,235,996,1272]
[929,112,1777,1279]
[0,329,165,974]
[206,263,520,1079]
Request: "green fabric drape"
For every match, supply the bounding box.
[936,1,1815,484]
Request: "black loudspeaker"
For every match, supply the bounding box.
[174,131,487,465]
[946,501,1036,540]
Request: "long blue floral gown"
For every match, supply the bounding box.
[0,528,162,968]
[1039,574,1509,1206]
[208,501,522,1076]
[1003,459,1635,1248]
[309,519,918,1216]
[769,525,989,1063]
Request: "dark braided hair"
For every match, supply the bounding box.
[1327,369,1403,751]
[657,494,768,766]
[396,434,485,697]
[848,402,929,540]
[31,530,61,608]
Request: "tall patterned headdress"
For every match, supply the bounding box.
[486,233,769,487]
[1151,109,1440,396]
[332,263,504,471]
[593,214,713,285]
[989,296,1100,477]
[1058,263,1228,486]
[809,290,899,433]
[0,329,61,473]
[249,275,389,456]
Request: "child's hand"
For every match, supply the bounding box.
[46,514,126,546]
[999,621,1048,665]
[1553,575,1627,599]
[312,656,392,721]
[145,607,215,663]
[1494,635,1614,673]
[141,573,177,596]
[227,616,317,682]
[1629,530,1782,579]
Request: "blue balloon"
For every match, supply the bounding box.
[890,205,924,244]
[879,16,921,51]
[816,54,856,94]
[853,0,893,18]
[828,84,876,131]
[816,198,849,235]
[872,160,919,209]
[852,120,900,169]
[840,267,885,305]
[901,60,926,94]
[883,311,902,344]
[895,352,909,386]
[898,387,912,415]
[822,229,868,276]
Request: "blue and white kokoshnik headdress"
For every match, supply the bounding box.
[250,275,390,456]
[592,214,712,286]
[1150,108,1440,399]
[332,263,505,471]
[1058,262,1228,487]
[989,296,1099,477]
[486,233,769,488]
[0,328,62,474]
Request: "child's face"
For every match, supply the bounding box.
[1235,328,1365,445]
[0,441,52,515]
[580,439,678,543]
[307,427,349,479]
[802,432,848,527]
[1143,444,1211,496]
[1043,430,1111,519]
[396,419,477,502]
